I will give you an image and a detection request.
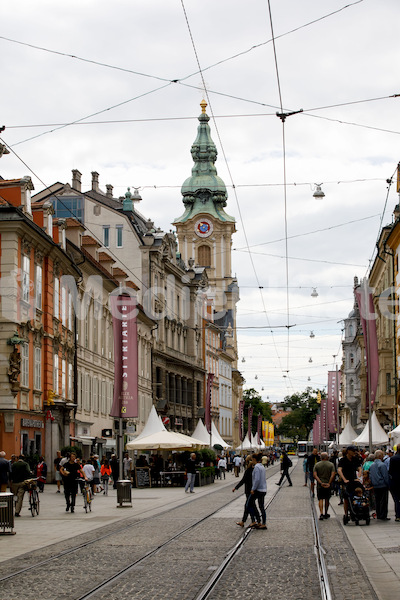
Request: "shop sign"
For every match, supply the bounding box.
[21,418,44,429]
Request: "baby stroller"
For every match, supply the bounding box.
[343,481,370,526]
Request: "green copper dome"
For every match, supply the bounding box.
[174,101,235,224]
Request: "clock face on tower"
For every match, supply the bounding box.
[195,218,213,238]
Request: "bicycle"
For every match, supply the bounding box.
[24,478,40,517]
[78,479,93,512]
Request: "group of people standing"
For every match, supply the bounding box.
[303,445,400,522]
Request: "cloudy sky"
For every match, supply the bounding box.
[1,0,400,405]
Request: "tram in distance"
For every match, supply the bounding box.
[297,440,331,456]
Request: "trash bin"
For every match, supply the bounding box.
[116,480,132,507]
[0,492,16,535]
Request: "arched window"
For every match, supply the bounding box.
[198,244,211,267]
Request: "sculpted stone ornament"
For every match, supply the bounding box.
[8,347,21,392]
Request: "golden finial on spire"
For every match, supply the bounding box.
[200,99,207,114]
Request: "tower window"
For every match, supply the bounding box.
[198,245,211,267]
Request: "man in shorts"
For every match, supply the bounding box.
[313,452,335,520]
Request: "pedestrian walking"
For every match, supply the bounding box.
[389,446,400,522]
[36,456,47,492]
[276,451,293,487]
[0,451,11,492]
[110,454,119,488]
[369,450,390,520]
[232,456,253,526]
[54,450,63,493]
[248,453,267,529]
[313,452,335,520]
[184,453,197,493]
[123,452,133,479]
[337,446,360,517]
[10,455,32,517]
[306,448,320,497]
[101,459,112,495]
[233,455,241,477]
[218,456,227,479]
[60,452,86,513]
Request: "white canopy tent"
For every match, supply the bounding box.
[192,419,231,449]
[352,411,389,446]
[235,434,253,452]
[126,407,207,450]
[339,420,358,446]
[388,424,400,447]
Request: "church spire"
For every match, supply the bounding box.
[174,101,234,224]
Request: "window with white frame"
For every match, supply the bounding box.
[68,363,73,400]
[21,343,29,388]
[61,286,66,324]
[34,346,41,390]
[22,255,30,303]
[93,377,98,413]
[35,264,42,310]
[54,277,59,319]
[68,291,72,330]
[61,359,66,398]
[53,354,59,394]
[116,224,123,248]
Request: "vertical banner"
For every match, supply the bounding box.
[257,413,262,444]
[205,373,214,434]
[320,396,327,443]
[313,415,320,446]
[327,371,338,434]
[239,399,245,441]
[110,294,138,418]
[247,405,253,442]
[355,280,379,412]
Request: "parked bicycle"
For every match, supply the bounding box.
[24,478,40,517]
[78,478,93,512]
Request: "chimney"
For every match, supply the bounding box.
[71,169,82,192]
[91,171,99,192]
[106,184,113,198]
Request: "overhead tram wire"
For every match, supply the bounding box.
[180,0,291,386]
[11,82,173,147]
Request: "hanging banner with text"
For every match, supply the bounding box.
[239,399,245,441]
[205,373,214,434]
[110,294,139,418]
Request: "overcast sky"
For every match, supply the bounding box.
[1,0,399,405]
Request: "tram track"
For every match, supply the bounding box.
[0,463,282,600]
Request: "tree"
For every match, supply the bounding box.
[243,388,272,435]
[276,387,323,443]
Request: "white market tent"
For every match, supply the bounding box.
[126,407,207,450]
[211,422,231,449]
[388,424,400,446]
[339,420,358,446]
[192,419,231,449]
[235,434,253,452]
[352,411,389,446]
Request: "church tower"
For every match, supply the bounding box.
[173,100,239,364]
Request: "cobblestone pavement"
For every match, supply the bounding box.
[0,462,381,600]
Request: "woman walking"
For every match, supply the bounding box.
[232,456,254,527]
[36,456,47,492]
[101,459,112,495]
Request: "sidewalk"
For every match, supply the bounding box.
[329,494,400,600]
[0,477,233,563]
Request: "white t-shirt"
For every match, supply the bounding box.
[83,464,95,480]
[233,456,241,466]
[218,458,227,469]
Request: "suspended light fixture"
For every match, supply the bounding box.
[261,387,264,391]
[311,288,318,298]
[309,357,313,363]
[308,376,311,381]
[255,374,258,380]
[241,357,246,363]
[310,331,315,338]
[313,184,325,199]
